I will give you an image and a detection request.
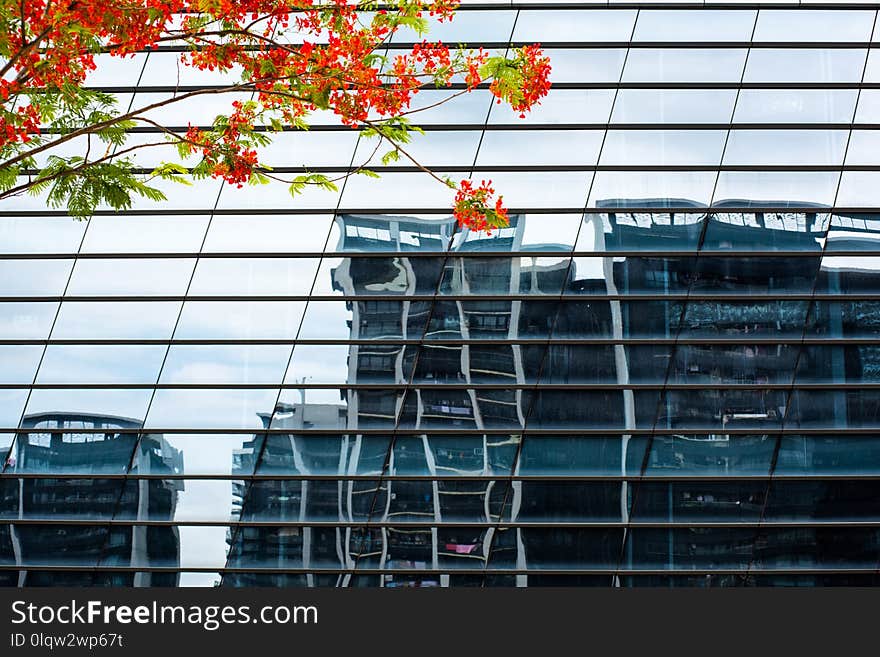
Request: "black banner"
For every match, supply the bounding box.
[0,588,875,655]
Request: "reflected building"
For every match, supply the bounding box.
[0,413,183,586]
[227,205,880,586]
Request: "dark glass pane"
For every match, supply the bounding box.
[517,482,623,522]
[564,256,696,296]
[668,343,799,385]
[764,480,880,522]
[625,527,756,570]
[751,528,880,570]
[552,300,686,340]
[789,390,880,429]
[516,528,623,570]
[807,301,880,339]
[661,389,788,430]
[225,525,343,570]
[680,301,810,338]
[630,481,766,522]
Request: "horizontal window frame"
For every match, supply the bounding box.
[3,382,880,390]
[0,566,874,577]
[3,473,880,482]
[1,519,879,529]
[2,293,878,301]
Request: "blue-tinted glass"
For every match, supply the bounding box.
[668,343,800,384]
[23,390,152,427]
[734,90,858,124]
[643,435,776,477]
[807,301,880,338]
[81,216,207,253]
[145,389,281,430]
[203,215,333,253]
[66,259,194,296]
[790,389,880,429]
[513,10,637,42]
[0,260,72,296]
[601,131,726,166]
[36,345,166,384]
[578,212,706,252]
[750,528,880,570]
[744,49,867,83]
[518,435,647,477]
[754,10,874,42]
[613,90,738,124]
[826,213,880,252]
[0,345,43,384]
[702,212,828,252]
[589,172,716,208]
[52,301,180,339]
[0,217,86,254]
[624,49,747,82]
[776,436,880,476]
[723,130,848,166]
[174,301,306,340]
[0,302,57,339]
[634,10,755,42]
[160,345,291,384]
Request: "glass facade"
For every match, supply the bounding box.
[4,2,880,587]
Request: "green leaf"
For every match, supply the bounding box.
[248,171,271,185]
[288,172,338,197]
[0,164,20,193]
[151,162,192,184]
[357,169,380,179]
[380,149,400,165]
[310,89,331,110]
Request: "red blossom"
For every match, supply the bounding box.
[453,179,508,232]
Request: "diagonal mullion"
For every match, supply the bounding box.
[0,52,154,587]
[219,18,409,587]
[344,9,522,588]
[477,6,642,587]
[612,7,762,587]
[740,8,880,585]
[216,129,356,589]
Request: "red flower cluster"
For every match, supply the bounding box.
[184,101,260,186]
[501,45,552,118]
[453,179,508,232]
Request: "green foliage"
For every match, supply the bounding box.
[151,162,192,184]
[289,173,338,196]
[381,149,400,165]
[30,156,167,218]
[362,116,424,146]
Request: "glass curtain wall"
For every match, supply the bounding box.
[3,3,880,587]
